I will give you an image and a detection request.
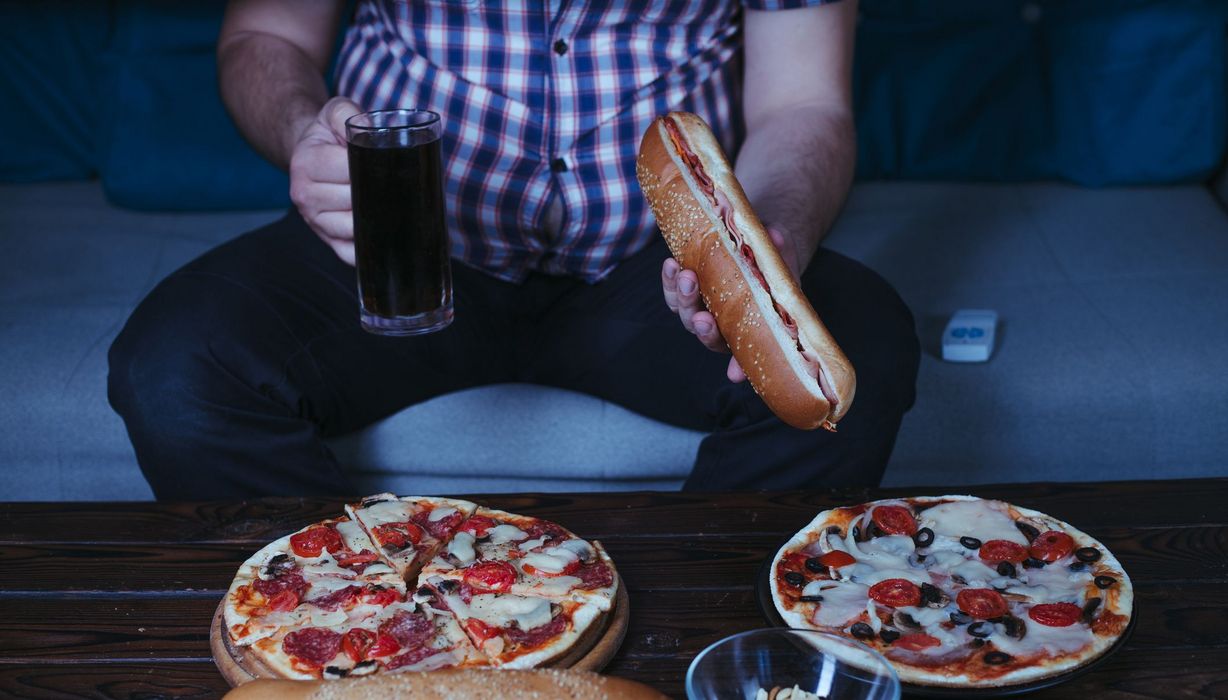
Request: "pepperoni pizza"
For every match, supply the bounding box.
[770,496,1133,689]
[222,496,620,680]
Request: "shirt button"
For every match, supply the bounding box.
[550,157,568,173]
[552,39,568,56]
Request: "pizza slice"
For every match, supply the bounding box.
[344,494,477,581]
[423,507,619,610]
[250,599,485,680]
[224,518,405,646]
[417,574,605,668]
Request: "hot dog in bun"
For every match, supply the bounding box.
[636,112,855,430]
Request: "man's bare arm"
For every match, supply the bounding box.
[217,0,345,170]
[662,0,858,380]
[738,0,858,272]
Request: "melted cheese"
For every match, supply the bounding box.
[809,580,869,627]
[447,532,477,566]
[488,524,528,544]
[429,506,458,522]
[358,500,415,527]
[464,594,553,631]
[921,500,1029,545]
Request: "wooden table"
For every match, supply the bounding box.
[2,479,1226,699]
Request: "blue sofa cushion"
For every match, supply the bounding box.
[96,1,289,211]
[0,2,111,182]
[853,0,1228,185]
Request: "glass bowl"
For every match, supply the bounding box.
[685,628,901,700]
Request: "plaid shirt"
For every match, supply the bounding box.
[335,0,826,283]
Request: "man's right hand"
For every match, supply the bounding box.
[289,96,363,265]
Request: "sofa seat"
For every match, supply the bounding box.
[3,180,1226,500]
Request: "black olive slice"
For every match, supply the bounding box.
[1095,575,1117,589]
[1023,557,1047,569]
[913,527,935,547]
[850,622,875,640]
[804,557,825,573]
[984,651,1013,665]
[1068,562,1086,573]
[783,572,806,587]
[1015,521,1040,541]
[800,595,824,603]
[880,629,901,644]
[970,638,986,648]
[1083,597,1102,623]
[968,621,992,638]
[322,666,349,680]
[1075,547,1102,563]
[996,561,1017,577]
[960,536,983,549]
[949,611,973,625]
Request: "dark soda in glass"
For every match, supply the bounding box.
[346,110,452,335]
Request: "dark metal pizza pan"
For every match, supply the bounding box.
[755,555,1136,698]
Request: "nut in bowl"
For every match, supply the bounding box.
[686,629,900,700]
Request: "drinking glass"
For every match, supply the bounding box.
[346,109,453,335]
[686,629,901,700]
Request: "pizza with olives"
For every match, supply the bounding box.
[769,496,1133,689]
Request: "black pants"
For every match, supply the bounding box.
[108,211,919,499]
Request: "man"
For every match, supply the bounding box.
[108,0,919,499]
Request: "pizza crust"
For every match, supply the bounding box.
[770,495,1133,689]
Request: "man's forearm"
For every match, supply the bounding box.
[218,32,331,170]
[736,103,856,271]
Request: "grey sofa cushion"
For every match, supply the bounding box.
[4,181,1227,500]
[824,183,1228,486]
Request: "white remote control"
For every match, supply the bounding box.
[942,309,998,362]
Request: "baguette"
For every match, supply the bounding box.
[222,668,669,699]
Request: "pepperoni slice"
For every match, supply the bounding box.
[1028,602,1083,627]
[463,561,518,593]
[252,571,308,599]
[871,505,918,536]
[524,520,570,544]
[460,515,497,537]
[383,643,443,670]
[868,578,922,608]
[373,522,424,549]
[289,526,343,558]
[267,589,299,612]
[894,633,941,651]
[506,614,568,646]
[308,585,362,612]
[957,588,1009,620]
[576,562,615,590]
[379,609,435,648]
[341,628,376,662]
[1029,531,1075,563]
[282,627,342,668]
[412,509,466,540]
[978,540,1029,564]
[819,551,857,568]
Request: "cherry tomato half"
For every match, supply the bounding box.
[978,539,1029,564]
[872,505,918,536]
[463,561,518,593]
[1028,602,1084,627]
[956,588,1009,620]
[1029,531,1075,563]
[868,578,922,608]
[289,526,344,558]
[819,551,857,569]
[341,628,376,662]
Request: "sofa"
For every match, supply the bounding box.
[3,1,1227,500]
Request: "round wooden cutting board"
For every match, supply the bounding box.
[210,578,630,687]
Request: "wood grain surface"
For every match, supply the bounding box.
[1,479,1226,699]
